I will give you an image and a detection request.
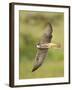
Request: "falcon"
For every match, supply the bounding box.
[32,23,60,72]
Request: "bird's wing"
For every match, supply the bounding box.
[32,48,48,72]
[32,23,53,72]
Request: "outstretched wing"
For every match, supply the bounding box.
[32,23,53,72]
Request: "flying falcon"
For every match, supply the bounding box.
[32,23,60,72]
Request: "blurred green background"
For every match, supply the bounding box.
[19,10,64,79]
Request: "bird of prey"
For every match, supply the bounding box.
[32,23,60,72]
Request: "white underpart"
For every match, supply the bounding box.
[36,45,40,48]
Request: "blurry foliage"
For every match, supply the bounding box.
[19,10,64,79]
[20,11,64,26]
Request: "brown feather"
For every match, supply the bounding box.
[32,23,53,72]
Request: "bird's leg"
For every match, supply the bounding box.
[37,43,61,49]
